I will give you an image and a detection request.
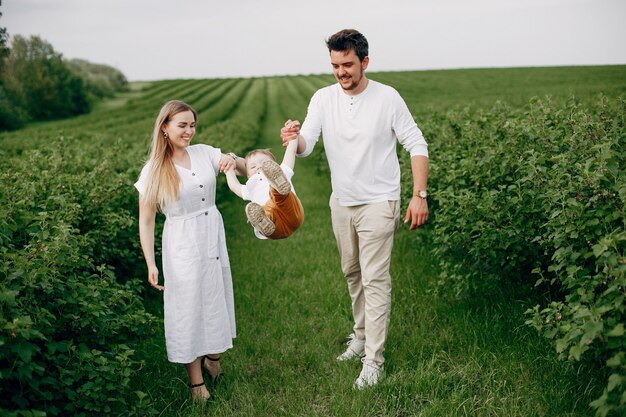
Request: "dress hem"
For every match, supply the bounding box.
[167,342,235,364]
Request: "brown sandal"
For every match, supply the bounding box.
[189,381,209,402]
[201,355,222,383]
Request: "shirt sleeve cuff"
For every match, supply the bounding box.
[240,185,251,201]
[409,144,429,158]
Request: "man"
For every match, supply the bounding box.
[280,29,429,389]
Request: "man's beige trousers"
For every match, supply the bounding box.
[330,197,400,366]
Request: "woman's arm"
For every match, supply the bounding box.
[138,197,163,291]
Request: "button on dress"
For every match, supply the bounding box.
[135,144,236,363]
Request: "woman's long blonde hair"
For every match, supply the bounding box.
[141,100,197,210]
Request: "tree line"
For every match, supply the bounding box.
[0,24,129,131]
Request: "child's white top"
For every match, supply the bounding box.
[241,163,295,204]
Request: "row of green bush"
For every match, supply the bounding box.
[0,136,155,416]
[402,96,625,416]
[0,78,264,416]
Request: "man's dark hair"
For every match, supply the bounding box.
[325,29,369,61]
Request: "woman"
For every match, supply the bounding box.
[135,100,238,402]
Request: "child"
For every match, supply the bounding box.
[225,134,304,240]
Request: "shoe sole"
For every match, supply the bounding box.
[353,379,378,390]
[246,202,275,236]
[353,365,384,390]
[261,160,291,195]
[337,355,365,361]
[336,349,365,361]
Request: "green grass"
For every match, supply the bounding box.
[129,67,619,416]
[371,65,626,112]
[137,203,602,416]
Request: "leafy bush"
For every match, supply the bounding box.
[0,31,130,131]
[0,76,268,415]
[0,138,156,416]
[405,96,625,415]
[0,85,28,130]
[66,58,129,100]
[3,35,91,121]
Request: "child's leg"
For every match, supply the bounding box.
[246,202,276,237]
[261,160,291,195]
[265,188,304,239]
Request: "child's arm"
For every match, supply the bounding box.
[225,168,244,199]
[281,137,299,171]
[227,152,247,177]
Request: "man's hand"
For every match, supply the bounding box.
[404,197,429,230]
[280,119,301,147]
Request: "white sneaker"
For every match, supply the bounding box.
[336,333,365,361]
[353,359,383,390]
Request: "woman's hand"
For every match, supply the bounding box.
[148,264,164,291]
[218,153,237,173]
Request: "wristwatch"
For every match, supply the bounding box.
[415,190,428,199]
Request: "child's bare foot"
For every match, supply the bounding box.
[261,160,291,195]
[246,202,276,236]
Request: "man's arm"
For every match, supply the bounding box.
[225,169,244,199]
[404,155,429,230]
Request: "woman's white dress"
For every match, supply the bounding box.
[135,144,236,363]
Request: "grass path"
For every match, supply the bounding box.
[138,79,601,416]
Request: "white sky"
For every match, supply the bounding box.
[3,0,625,81]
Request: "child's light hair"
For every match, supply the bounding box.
[245,148,276,163]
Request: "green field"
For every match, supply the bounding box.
[1,65,624,416]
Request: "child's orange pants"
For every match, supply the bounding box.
[263,188,304,239]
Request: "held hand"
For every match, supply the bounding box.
[280,119,301,147]
[148,265,164,291]
[404,197,429,230]
[224,165,238,177]
[218,154,237,173]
